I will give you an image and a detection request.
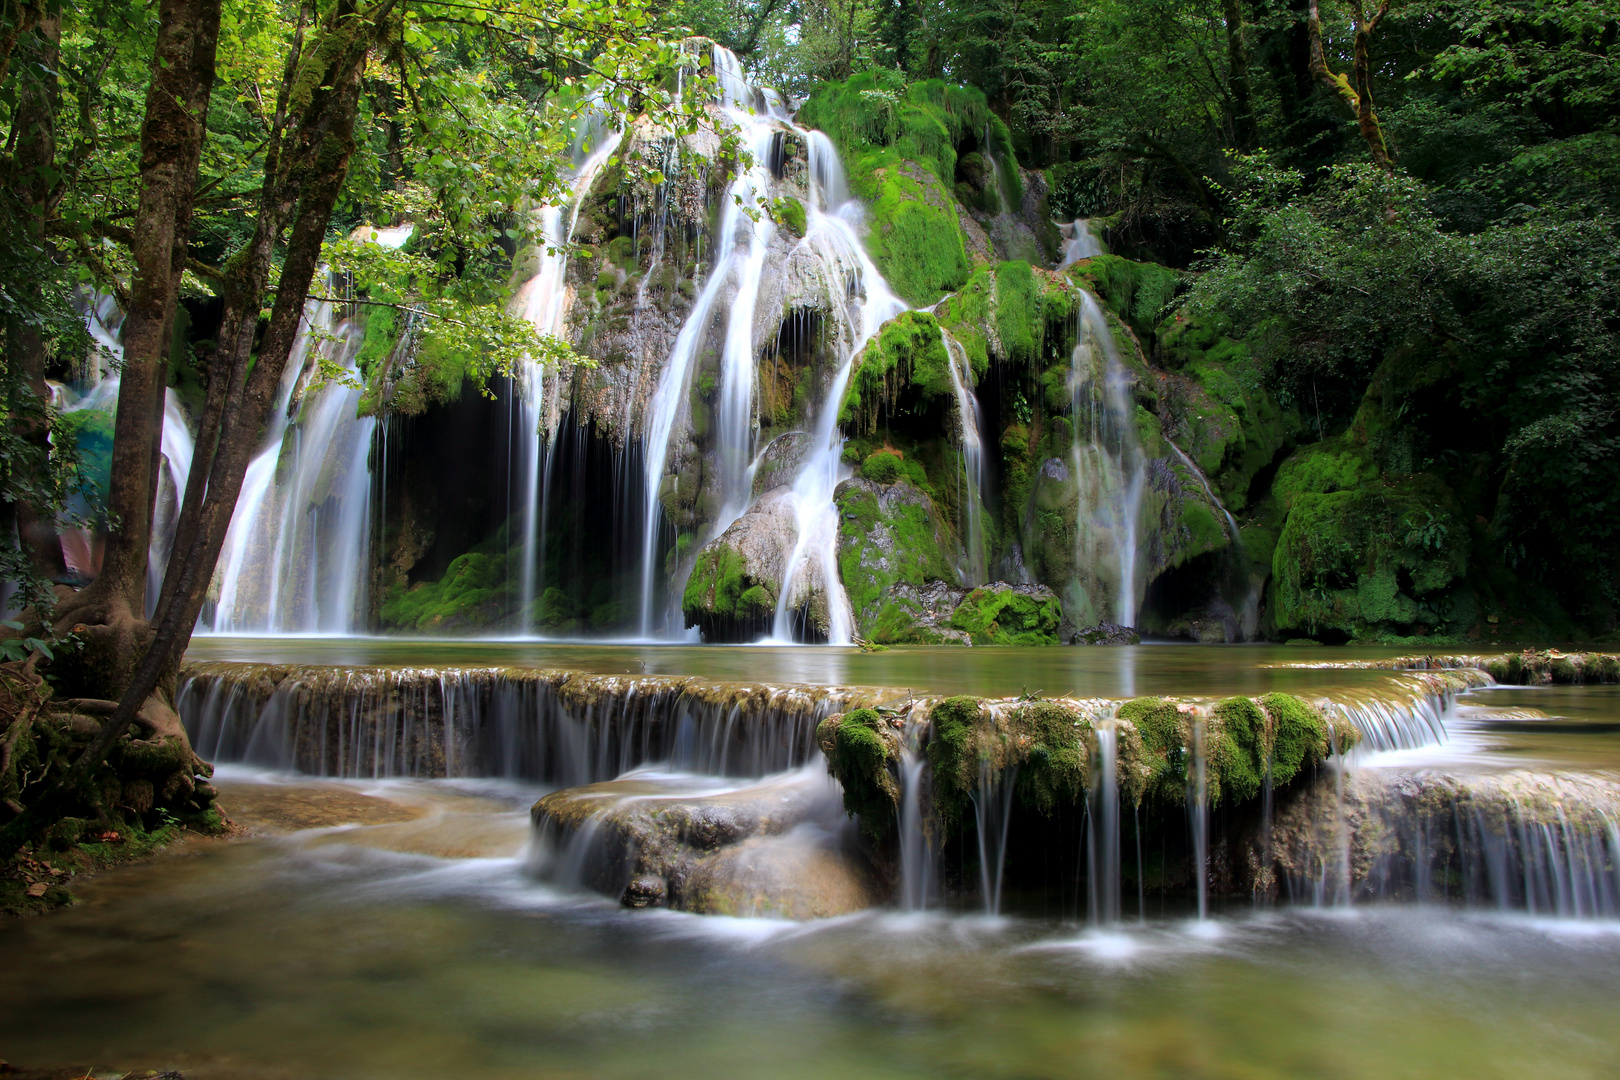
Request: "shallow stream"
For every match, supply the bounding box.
[3,642,1617,1077]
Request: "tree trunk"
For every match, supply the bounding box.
[87,0,221,623]
[1223,0,1259,151]
[1306,0,1393,170]
[6,13,66,587]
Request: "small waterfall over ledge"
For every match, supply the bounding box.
[179,660,873,783]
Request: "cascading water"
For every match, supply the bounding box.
[204,225,414,634]
[1069,289,1147,626]
[942,329,990,585]
[511,129,619,630]
[1058,218,1104,266]
[635,46,906,642]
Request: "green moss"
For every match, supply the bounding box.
[774,195,807,237]
[840,310,954,432]
[994,260,1041,367]
[799,73,1000,306]
[925,695,983,825]
[1209,696,1266,805]
[354,305,400,382]
[836,479,958,641]
[1271,438,1380,512]
[1272,473,1469,639]
[948,587,1063,645]
[1069,255,1182,341]
[1012,700,1089,815]
[681,542,774,625]
[860,451,904,484]
[817,708,898,840]
[1117,697,1189,803]
[1256,692,1329,786]
[381,548,513,631]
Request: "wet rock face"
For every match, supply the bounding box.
[681,488,824,642]
[1266,768,1620,914]
[1073,622,1140,645]
[532,770,884,918]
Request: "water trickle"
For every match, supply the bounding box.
[1087,721,1121,925]
[972,759,1019,915]
[1057,218,1105,267]
[1070,289,1147,626]
[942,328,990,584]
[511,128,620,630]
[1190,715,1210,920]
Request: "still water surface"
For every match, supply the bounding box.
[186,638,1419,699]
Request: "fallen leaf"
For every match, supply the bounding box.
[92,831,121,842]
[25,882,47,897]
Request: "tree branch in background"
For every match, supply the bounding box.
[1307,0,1394,170]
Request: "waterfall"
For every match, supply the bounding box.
[765,150,906,643]
[1190,716,1210,920]
[60,305,195,612]
[203,225,414,634]
[1087,722,1121,924]
[512,130,620,631]
[1279,769,1620,919]
[942,329,990,585]
[635,49,784,636]
[634,45,906,641]
[972,760,1019,915]
[178,660,865,782]
[1070,289,1147,626]
[1057,218,1104,267]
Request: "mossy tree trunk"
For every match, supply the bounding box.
[1306,0,1394,171]
[0,0,394,862]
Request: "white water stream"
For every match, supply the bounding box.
[204,224,414,634]
[1070,288,1147,626]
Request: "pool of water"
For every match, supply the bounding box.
[185,638,1424,700]
[3,774,1619,1080]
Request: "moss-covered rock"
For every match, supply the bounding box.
[948,584,1065,645]
[799,73,1020,306]
[816,708,900,840]
[834,478,961,643]
[1271,473,1470,639]
[840,310,954,433]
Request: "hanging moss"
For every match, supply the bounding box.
[993,260,1041,367]
[816,708,899,840]
[840,310,954,432]
[1012,700,1090,815]
[1209,696,1267,805]
[1117,697,1190,804]
[925,695,983,826]
[1256,692,1330,786]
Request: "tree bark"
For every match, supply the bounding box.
[1223,0,1259,150]
[90,0,221,620]
[5,13,66,586]
[1306,0,1393,170]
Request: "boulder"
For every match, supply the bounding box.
[532,768,884,918]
